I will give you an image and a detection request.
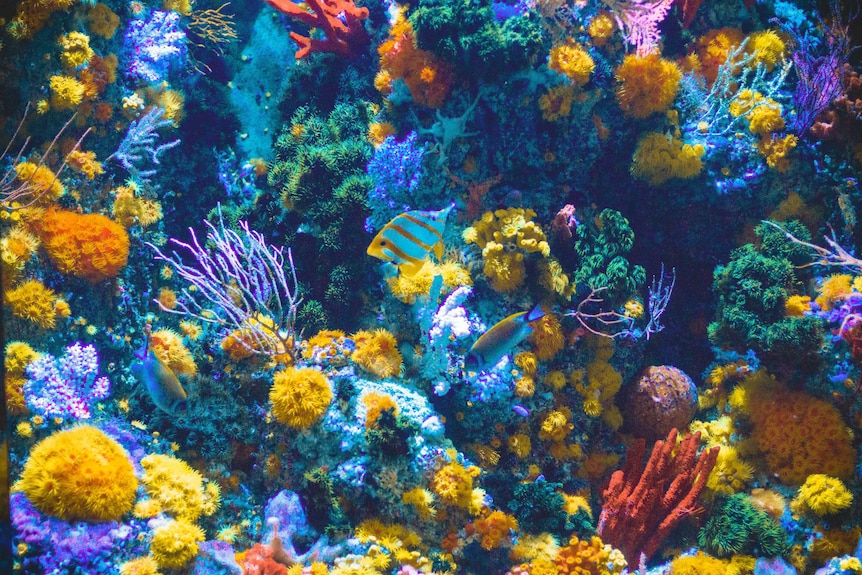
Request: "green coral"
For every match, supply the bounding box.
[301,467,349,537]
[569,208,646,306]
[708,220,823,379]
[508,479,583,537]
[268,103,374,329]
[365,408,418,459]
[409,0,546,81]
[698,493,789,558]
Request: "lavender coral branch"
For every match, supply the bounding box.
[146,206,301,360]
[107,106,179,183]
[601,0,674,56]
[23,343,111,421]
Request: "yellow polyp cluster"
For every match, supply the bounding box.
[59,32,94,69]
[816,274,854,311]
[785,294,812,317]
[402,487,436,519]
[221,313,292,363]
[669,552,727,575]
[87,3,120,38]
[572,338,623,429]
[539,406,574,442]
[150,329,197,378]
[1,225,40,272]
[538,257,575,299]
[431,458,482,512]
[150,519,205,570]
[302,329,352,366]
[790,474,854,517]
[808,526,861,566]
[350,328,403,378]
[539,85,575,122]
[474,510,519,550]
[745,30,786,71]
[362,390,399,428]
[140,453,219,522]
[756,133,798,172]
[529,313,565,361]
[554,535,627,575]
[463,208,551,293]
[706,444,754,495]
[112,184,164,228]
[543,370,567,392]
[386,259,471,304]
[368,121,396,146]
[615,53,682,119]
[587,11,615,46]
[354,518,432,570]
[13,161,65,203]
[690,415,735,446]
[729,89,796,170]
[631,131,705,186]
[49,75,86,110]
[4,279,61,329]
[269,366,333,429]
[548,42,595,87]
[507,433,532,459]
[66,150,104,180]
[133,498,162,519]
[118,556,162,575]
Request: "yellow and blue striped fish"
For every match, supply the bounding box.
[367,204,455,276]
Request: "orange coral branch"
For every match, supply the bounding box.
[264,0,369,59]
[597,429,719,564]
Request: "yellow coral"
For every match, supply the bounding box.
[14,425,137,521]
[474,510,519,550]
[386,260,471,303]
[150,329,197,378]
[5,341,39,375]
[746,30,786,71]
[4,280,60,329]
[791,474,853,516]
[431,460,480,509]
[150,519,205,570]
[816,274,854,311]
[529,313,564,361]
[1,225,40,271]
[706,445,753,495]
[507,433,532,459]
[119,556,162,575]
[548,42,594,87]
[785,294,811,316]
[555,535,626,575]
[270,366,333,428]
[351,328,403,378]
[615,53,682,119]
[669,552,727,575]
[59,32,94,69]
[747,101,784,136]
[631,131,705,186]
[539,407,574,442]
[141,453,218,522]
[402,487,436,519]
[66,150,104,180]
[756,133,798,172]
[539,85,575,121]
[112,184,163,228]
[13,161,65,203]
[587,11,615,46]
[49,75,86,110]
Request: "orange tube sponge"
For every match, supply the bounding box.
[269,366,333,428]
[34,207,130,282]
[13,425,137,521]
[615,53,682,119]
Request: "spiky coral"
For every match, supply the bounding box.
[350,329,403,379]
[140,453,219,522]
[270,367,333,428]
[615,53,682,119]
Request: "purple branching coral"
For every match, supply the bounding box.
[774,0,857,136]
[146,206,301,361]
[123,10,188,84]
[23,342,110,421]
[11,492,147,573]
[365,132,426,232]
[601,0,674,56]
[106,106,180,183]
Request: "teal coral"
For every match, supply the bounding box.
[698,493,790,558]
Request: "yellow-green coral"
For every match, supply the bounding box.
[150,519,205,570]
[791,474,853,517]
[463,208,551,293]
[140,454,218,522]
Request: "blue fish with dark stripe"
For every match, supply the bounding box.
[367,204,455,276]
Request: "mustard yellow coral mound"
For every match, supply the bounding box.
[13,161,65,203]
[270,366,333,428]
[119,556,162,575]
[140,453,218,522]
[432,459,482,511]
[669,552,727,575]
[631,131,705,186]
[350,328,403,378]
[59,32,94,69]
[463,208,550,293]
[555,535,627,575]
[548,42,595,87]
[791,474,853,517]
[386,259,471,304]
[150,519,205,570]
[4,279,61,329]
[14,425,137,521]
[615,53,682,119]
[529,313,564,361]
[49,75,86,110]
[746,30,787,71]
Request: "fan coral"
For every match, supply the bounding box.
[790,474,853,517]
[33,207,130,282]
[463,208,551,293]
[141,453,219,522]
[615,53,682,118]
[270,367,333,428]
[350,329,403,379]
[150,519,205,570]
[4,280,60,329]
[14,425,137,522]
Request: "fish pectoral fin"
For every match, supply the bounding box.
[433,241,444,260]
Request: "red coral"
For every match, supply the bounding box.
[240,543,288,575]
[598,429,719,564]
[264,0,369,59]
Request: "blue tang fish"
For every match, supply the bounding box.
[465,304,546,371]
[367,204,454,276]
[131,336,188,416]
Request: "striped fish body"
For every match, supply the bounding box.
[367,204,454,277]
[465,305,546,371]
[131,350,188,416]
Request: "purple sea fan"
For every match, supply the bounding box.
[23,342,110,421]
[365,132,426,233]
[123,10,188,83]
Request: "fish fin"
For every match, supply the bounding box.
[525,303,546,323]
[433,240,444,260]
[399,258,427,277]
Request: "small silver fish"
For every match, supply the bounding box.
[465,304,545,371]
[131,338,188,416]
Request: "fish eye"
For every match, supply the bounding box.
[380,240,387,246]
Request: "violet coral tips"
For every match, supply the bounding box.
[13,425,137,522]
[270,366,334,428]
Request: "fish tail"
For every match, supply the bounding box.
[525,303,546,323]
